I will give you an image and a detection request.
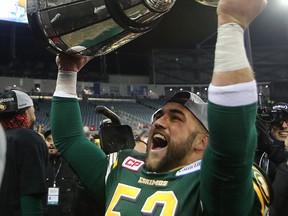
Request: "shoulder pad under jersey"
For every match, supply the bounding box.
[252,163,272,215]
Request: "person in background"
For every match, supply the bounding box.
[264,104,288,215]
[44,129,100,216]
[256,102,288,182]
[268,103,288,181]
[43,129,77,216]
[50,0,270,215]
[270,103,288,143]
[0,90,48,216]
[268,134,288,216]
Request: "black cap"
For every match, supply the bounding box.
[272,102,288,113]
[0,90,33,113]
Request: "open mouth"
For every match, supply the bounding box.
[152,133,168,150]
[279,131,288,137]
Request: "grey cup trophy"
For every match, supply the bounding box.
[26,0,176,57]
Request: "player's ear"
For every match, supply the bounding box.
[195,133,209,151]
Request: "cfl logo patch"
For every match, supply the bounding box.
[122,156,144,172]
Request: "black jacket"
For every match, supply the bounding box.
[269,162,288,216]
[43,155,76,216]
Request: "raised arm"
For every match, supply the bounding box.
[51,54,107,200]
[212,0,267,86]
[201,0,268,215]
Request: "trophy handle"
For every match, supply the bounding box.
[195,0,218,7]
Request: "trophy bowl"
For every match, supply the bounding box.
[26,0,176,57]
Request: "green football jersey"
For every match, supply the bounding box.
[106,150,202,215]
[51,97,270,215]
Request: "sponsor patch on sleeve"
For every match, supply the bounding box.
[122,156,144,172]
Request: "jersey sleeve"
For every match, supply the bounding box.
[201,102,258,215]
[20,195,43,216]
[51,97,108,197]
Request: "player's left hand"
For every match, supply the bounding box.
[217,0,267,29]
[56,54,93,73]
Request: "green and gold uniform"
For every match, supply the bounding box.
[51,97,270,215]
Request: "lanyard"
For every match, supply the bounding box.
[53,158,62,187]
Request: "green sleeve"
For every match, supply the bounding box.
[20,195,42,216]
[201,102,257,215]
[51,97,107,196]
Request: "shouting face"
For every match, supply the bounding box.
[145,102,208,172]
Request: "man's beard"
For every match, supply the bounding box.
[145,132,198,172]
[49,149,59,156]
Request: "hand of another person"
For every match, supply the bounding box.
[217,0,267,29]
[56,54,93,73]
[256,119,274,154]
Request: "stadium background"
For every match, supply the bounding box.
[0,0,288,134]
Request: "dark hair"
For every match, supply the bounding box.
[44,130,52,139]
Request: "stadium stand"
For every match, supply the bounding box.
[34,98,159,133]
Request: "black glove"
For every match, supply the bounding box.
[256,119,274,154]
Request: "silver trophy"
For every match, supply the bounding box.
[27,0,176,57]
[195,0,218,7]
